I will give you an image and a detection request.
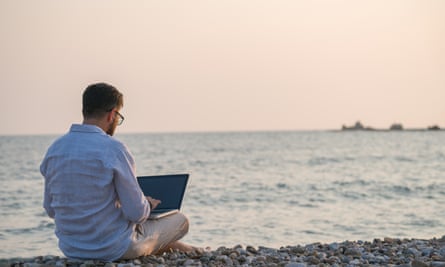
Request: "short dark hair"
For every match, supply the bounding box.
[82,83,123,118]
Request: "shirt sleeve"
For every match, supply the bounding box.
[112,143,150,223]
[40,159,55,218]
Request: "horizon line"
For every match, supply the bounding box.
[0,126,443,137]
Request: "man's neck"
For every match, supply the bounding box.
[83,118,108,133]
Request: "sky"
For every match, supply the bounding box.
[1,0,444,135]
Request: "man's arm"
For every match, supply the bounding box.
[113,146,150,223]
[41,159,55,218]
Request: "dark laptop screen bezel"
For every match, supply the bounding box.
[136,174,189,214]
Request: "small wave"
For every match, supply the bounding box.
[298,203,318,208]
[234,196,249,203]
[276,183,288,189]
[308,157,340,166]
[333,179,371,187]
[0,201,24,212]
[341,191,368,200]
[288,200,299,205]
[308,219,332,225]
[407,218,442,227]
[39,221,55,229]
[302,229,325,236]
[333,224,357,232]
[308,197,330,203]
[383,183,445,198]
[394,156,416,162]
[211,148,226,153]
[392,185,412,194]
[308,156,355,166]
[4,221,54,235]
[263,222,276,229]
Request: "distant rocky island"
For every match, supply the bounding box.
[341,121,442,131]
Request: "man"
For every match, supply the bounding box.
[40,82,196,261]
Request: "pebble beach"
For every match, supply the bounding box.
[2,237,445,267]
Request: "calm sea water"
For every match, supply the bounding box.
[1,130,445,259]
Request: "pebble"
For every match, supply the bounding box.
[2,236,445,267]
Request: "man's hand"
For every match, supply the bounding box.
[146,196,161,210]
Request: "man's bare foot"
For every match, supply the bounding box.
[156,241,201,254]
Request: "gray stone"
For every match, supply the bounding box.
[328,242,339,250]
[407,248,420,256]
[236,248,247,255]
[422,247,434,256]
[246,246,257,255]
[67,258,84,265]
[439,247,445,257]
[350,259,361,265]
[254,255,266,262]
[305,256,319,265]
[326,256,340,264]
[284,263,306,267]
[411,260,429,267]
[183,259,196,265]
[344,247,362,257]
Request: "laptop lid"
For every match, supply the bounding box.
[137,174,189,214]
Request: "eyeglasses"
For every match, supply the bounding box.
[115,111,125,125]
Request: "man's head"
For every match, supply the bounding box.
[82,83,124,136]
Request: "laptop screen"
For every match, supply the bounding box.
[137,174,189,213]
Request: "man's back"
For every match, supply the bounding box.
[41,83,195,260]
[41,124,148,260]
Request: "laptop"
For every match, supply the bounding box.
[137,174,189,219]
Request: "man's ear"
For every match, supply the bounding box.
[106,110,115,123]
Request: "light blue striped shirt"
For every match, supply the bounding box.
[40,124,150,260]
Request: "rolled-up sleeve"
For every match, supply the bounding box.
[112,145,150,223]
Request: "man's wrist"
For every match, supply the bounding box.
[148,200,152,209]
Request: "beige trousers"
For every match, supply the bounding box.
[120,212,189,259]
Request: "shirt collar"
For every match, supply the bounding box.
[70,124,106,135]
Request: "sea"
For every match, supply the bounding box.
[1,130,445,259]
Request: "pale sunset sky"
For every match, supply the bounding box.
[1,0,444,135]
